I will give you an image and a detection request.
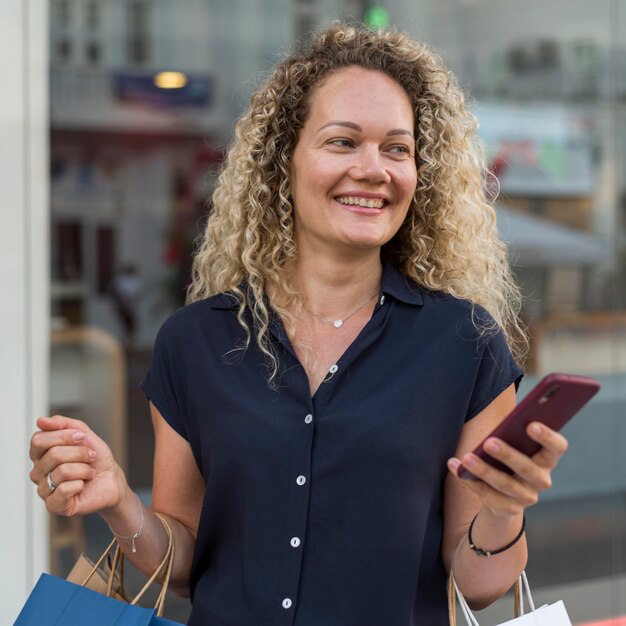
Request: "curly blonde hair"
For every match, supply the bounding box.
[187,22,527,383]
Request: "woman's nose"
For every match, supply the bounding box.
[349,146,392,184]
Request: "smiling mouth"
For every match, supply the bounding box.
[335,196,388,209]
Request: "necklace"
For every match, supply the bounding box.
[303,291,379,329]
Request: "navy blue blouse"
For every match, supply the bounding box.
[141,262,523,626]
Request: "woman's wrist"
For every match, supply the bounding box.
[467,508,525,556]
[99,483,141,535]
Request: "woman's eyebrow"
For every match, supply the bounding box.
[317,120,362,132]
[317,121,414,137]
[386,128,414,138]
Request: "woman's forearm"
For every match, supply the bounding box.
[99,485,196,598]
[451,508,527,610]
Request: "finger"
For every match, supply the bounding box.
[36,463,95,500]
[37,415,91,432]
[482,438,553,492]
[45,480,85,516]
[30,445,96,485]
[460,452,539,507]
[30,428,86,462]
[527,422,569,469]
[51,462,96,485]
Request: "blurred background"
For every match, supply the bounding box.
[4,0,626,624]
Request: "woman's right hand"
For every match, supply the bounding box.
[29,415,129,517]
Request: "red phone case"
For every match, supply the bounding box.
[457,372,600,480]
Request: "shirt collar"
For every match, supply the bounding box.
[209,262,424,310]
[210,291,241,310]
[380,261,424,307]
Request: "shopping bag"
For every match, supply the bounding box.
[449,571,573,626]
[150,618,187,625]
[13,573,156,625]
[15,513,184,625]
[495,601,571,625]
[66,537,129,602]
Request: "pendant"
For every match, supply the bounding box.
[333,319,343,328]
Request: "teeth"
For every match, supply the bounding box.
[336,196,386,209]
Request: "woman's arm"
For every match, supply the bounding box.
[99,402,204,597]
[442,384,568,610]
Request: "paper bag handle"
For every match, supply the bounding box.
[78,511,175,615]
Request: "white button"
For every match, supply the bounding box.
[380,294,386,305]
[304,414,313,424]
[290,537,301,548]
[282,598,292,609]
[329,364,338,374]
[296,475,306,486]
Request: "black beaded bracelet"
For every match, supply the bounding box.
[468,513,526,557]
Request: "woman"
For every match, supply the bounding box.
[29,23,568,625]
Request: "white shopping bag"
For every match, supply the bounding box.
[451,571,573,626]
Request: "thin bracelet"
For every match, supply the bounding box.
[110,492,144,553]
[468,513,526,557]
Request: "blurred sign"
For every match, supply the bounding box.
[475,103,594,196]
[364,7,390,28]
[113,72,213,108]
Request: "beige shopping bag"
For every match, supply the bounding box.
[64,513,175,616]
[66,537,130,602]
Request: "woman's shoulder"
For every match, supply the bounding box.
[156,292,240,340]
[424,288,492,321]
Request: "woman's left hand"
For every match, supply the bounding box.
[447,421,569,517]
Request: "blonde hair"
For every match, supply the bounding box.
[187,22,528,383]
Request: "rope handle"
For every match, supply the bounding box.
[79,511,175,614]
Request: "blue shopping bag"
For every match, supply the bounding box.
[14,573,185,625]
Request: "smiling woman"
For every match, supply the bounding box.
[29,22,572,626]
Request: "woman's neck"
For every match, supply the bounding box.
[292,252,383,317]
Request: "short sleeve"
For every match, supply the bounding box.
[140,316,188,440]
[465,323,524,422]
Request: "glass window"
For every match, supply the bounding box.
[127,0,151,65]
[55,0,72,28]
[85,1,100,31]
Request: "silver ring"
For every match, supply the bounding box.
[46,471,58,493]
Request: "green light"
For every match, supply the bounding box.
[364,6,390,28]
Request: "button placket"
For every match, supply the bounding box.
[276,406,315,625]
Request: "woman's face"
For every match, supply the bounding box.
[291,66,418,258]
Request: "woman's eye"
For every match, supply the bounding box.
[389,145,411,155]
[329,139,353,148]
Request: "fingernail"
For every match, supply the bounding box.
[465,455,478,468]
[447,458,461,472]
[530,423,541,435]
[72,431,85,442]
[485,439,500,453]
[88,449,96,460]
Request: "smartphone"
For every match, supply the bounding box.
[457,372,601,480]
